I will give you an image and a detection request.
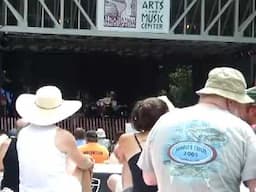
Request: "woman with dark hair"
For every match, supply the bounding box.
[107,97,171,192]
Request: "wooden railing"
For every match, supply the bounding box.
[0,116,129,141]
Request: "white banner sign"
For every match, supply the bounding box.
[97,0,170,33]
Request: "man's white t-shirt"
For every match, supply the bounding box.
[138,104,256,192]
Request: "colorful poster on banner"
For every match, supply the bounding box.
[103,0,137,28]
[97,0,170,33]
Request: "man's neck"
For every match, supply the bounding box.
[198,95,228,111]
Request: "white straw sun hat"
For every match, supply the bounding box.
[196,67,254,104]
[15,85,82,126]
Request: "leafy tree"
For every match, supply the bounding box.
[168,66,194,107]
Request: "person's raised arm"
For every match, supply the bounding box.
[113,134,127,164]
[56,128,94,170]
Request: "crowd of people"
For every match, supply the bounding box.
[0,66,256,192]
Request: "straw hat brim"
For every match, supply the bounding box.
[196,87,254,104]
[16,94,82,126]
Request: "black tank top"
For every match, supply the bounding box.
[1,138,19,192]
[127,134,157,192]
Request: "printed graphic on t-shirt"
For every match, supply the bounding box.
[84,151,104,155]
[162,120,228,178]
[169,141,217,165]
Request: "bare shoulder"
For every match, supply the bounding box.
[0,139,11,153]
[56,127,76,140]
[118,133,134,143]
[2,139,11,149]
[115,133,133,154]
[55,128,76,152]
[0,138,11,171]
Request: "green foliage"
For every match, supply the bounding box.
[168,66,194,107]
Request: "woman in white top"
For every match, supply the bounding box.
[15,86,94,192]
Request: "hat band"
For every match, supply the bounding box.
[35,100,63,110]
[207,84,245,95]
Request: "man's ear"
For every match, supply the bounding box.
[251,106,256,114]
[225,99,234,111]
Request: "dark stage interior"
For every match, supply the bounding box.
[1,35,254,112]
[2,51,164,108]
